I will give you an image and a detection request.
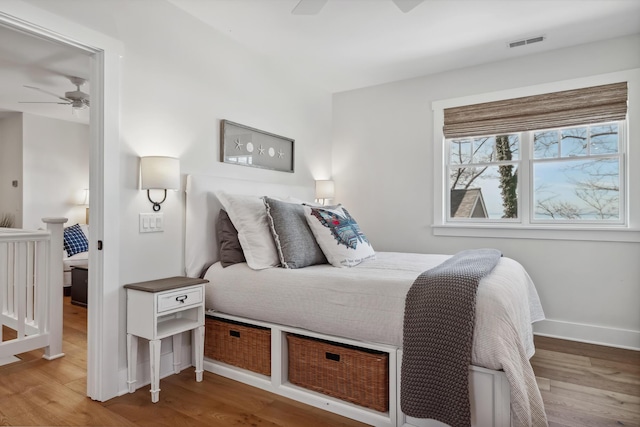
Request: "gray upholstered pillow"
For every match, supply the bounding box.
[216,209,246,268]
[263,197,327,269]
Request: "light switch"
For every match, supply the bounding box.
[140,213,164,233]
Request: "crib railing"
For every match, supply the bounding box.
[0,218,66,360]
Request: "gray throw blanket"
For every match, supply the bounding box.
[401,248,502,427]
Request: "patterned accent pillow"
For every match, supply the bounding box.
[302,204,375,267]
[63,224,89,257]
[263,197,327,269]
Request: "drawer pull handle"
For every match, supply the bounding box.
[326,352,340,362]
[230,330,240,338]
[175,295,188,303]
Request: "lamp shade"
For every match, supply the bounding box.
[76,189,89,206]
[140,156,180,190]
[315,180,335,200]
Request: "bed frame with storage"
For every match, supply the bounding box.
[203,311,511,427]
[186,174,513,427]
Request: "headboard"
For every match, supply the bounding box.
[185,174,315,278]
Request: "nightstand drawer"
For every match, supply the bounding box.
[157,287,203,313]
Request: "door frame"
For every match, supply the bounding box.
[0,3,122,401]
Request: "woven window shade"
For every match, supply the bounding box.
[443,82,628,138]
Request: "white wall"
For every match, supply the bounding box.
[0,113,23,227]
[333,35,640,349]
[5,0,333,396]
[21,113,89,229]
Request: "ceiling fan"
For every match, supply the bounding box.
[20,76,90,110]
[292,0,425,14]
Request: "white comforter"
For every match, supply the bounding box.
[203,251,547,426]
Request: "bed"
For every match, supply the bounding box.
[185,174,547,427]
[62,223,89,291]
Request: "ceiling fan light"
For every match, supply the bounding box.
[71,100,88,110]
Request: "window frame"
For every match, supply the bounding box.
[431,70,640,243]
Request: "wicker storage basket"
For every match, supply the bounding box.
[287,334,389,412]
[205,316,271,376]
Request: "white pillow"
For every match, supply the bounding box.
[215,191,280,270]
[302,204,375,267]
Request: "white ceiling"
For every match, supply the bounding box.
[167,0,640,92]
[0,23,91,124]
[1,0,638,124]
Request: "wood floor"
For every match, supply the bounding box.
[530,335,640,427]
[0,298,638,426]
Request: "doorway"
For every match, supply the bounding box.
[0,7,121,402]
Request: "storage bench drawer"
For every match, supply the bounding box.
[205,316,271,376]
[287,334,389,412]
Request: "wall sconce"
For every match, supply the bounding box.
[140,156,180,211]
[77,188,89,224]
[315,180,335,205]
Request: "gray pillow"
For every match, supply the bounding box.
[216,209,246,268]
[263,197,327,269]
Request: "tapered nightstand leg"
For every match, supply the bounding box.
[149,339,161,403]
[172,333,182,374]
[194,325,204,382]
[126,333,137,393]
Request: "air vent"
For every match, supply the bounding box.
[508,35,545,48]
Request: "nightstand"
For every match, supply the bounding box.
[124,276,208,403]
[71,265,88,307]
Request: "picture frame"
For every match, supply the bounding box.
[220,120,295,173]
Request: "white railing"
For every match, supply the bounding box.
[0,218,66,360]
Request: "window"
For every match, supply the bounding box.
[446,122,623,224]
[532,123,622,222]
[449,134,520,220]
[432,76,640,242]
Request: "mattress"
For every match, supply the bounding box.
[203,251,545,366]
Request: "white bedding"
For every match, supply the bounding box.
[203,251,547,426]
[204,251,543,360]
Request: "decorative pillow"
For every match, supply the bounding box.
[263,197,327,269]
[63,224,89,257]
[302,204,375,267]
[216,209,246,268]
[215,191,279,270]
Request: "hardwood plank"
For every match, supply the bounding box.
[542,383,640,425]
[256,398,369,427]
[535,336,640,365]
[531,359,640,396]
[532,348,592,367]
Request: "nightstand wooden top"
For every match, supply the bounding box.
[124,276,208,293]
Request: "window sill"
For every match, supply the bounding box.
[432,224,640,243]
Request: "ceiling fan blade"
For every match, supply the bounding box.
[19,101,71,105]
[392,0,424,13]
[292,0,328,15]
[23,85,70,102]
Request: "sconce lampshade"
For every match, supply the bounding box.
[140,156,180,190]
[76,189,89,206]
[315,180,335,200]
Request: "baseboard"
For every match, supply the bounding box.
[534,319,640,351]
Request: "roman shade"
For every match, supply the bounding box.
[443,82,628,139]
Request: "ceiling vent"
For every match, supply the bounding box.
[508,35,545,48]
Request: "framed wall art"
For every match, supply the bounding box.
[220,120,295,173]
